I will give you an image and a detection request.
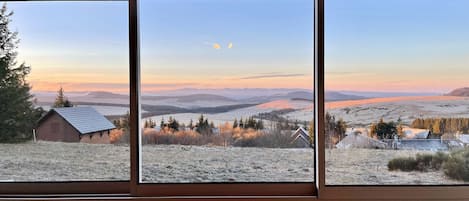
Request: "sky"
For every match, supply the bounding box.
[5,0,313,93]
[10,0,468,94]
[326,0,469,93]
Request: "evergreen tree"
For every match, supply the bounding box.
[256,119,264,130]
[167,116,179,131]
[160,117,165,129]
[370,118,397,139]
[189,119,194,130]
[308,120,314,148]
[195,114,211,135]
[233,118,238,128]
[0,4,44,142]
[53,87,73,108]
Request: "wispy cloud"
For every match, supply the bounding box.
[239,73,305,80]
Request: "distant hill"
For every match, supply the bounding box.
[325,91,366,101]
[172,94,235,103]
[336,91,439,98]
[86,91,128,99]
[86,91,235,103]
[446,87,469,96]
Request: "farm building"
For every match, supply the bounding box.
[458,134,469,146]
[291,127,312,148]
[336,132,386,149]
[35,107,115,144]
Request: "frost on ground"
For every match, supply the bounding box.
[142,145,314,182]
[3,142,466,184]
[0,141,314,182]
[326,148,469,185]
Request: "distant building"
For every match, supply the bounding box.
[336,132,386,149]
[402,127,429,139]
[291,127,312,148]
[458,134,469,147]
[391,139,448,151]
[36,107,115,144]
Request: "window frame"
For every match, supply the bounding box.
[130,0,317,197]
[3,0,469,200]
[0,0,318,198]
[317,0,469,199]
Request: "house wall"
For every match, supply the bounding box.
[36,113,80,142]
[79,130,111,144]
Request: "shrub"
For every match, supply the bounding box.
[443,148,469,181]
[388,157,418,171]
[431,152,449,170]
[388,152,449,172]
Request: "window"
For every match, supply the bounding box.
[0,0,130,193]
[317,0,469,199]
[3,0,469,200]
[139,0,314,185]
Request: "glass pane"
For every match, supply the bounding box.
[140,0,314,183]
[326,0,469,185]
[0,1,129,181]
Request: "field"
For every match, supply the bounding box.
[324,96,469,126]
[0,141,313,182]
[326,148,468,185]
[1,142,468,185]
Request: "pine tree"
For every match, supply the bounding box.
[53,87,73,108]
[233,118,238,128]
[0,4,44,142]
[308,120,314,148]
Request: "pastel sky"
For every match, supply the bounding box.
[326,0,469,93]
[6,0,313,93]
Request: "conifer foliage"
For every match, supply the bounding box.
[0,4,43,142]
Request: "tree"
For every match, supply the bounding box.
[167,116,179,131]
[233,118,238,128]
[370,118,397,139]
[324,112,347,147]
[195,114,211,135]
[160,117,165,129]
[397,117,404,137]
[144,118,156,128]
[188,119,194,130]
[308,120,314,148]
[0,4,44,142]
[53,87,73,108]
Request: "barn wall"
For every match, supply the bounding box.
[79,130,111,144]
[36,113,80,142]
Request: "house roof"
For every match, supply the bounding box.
[39,107,115,135]
[459,134,469,144]
[291,127,311,146]
[336,132,386,149]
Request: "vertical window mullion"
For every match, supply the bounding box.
[129,0,141,195]
[315,0,325,195]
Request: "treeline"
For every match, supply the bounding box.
[233,116,264,130]
[411,118,469,135]
[140,124,304,148]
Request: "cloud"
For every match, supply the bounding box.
[239,73,305,80]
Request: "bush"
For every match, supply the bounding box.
[443,148,469,181]
[388,157,418,171]
[388,152,449,172]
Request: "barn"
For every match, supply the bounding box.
[35,107,115,144]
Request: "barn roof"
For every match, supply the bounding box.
[39,107,115,135]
